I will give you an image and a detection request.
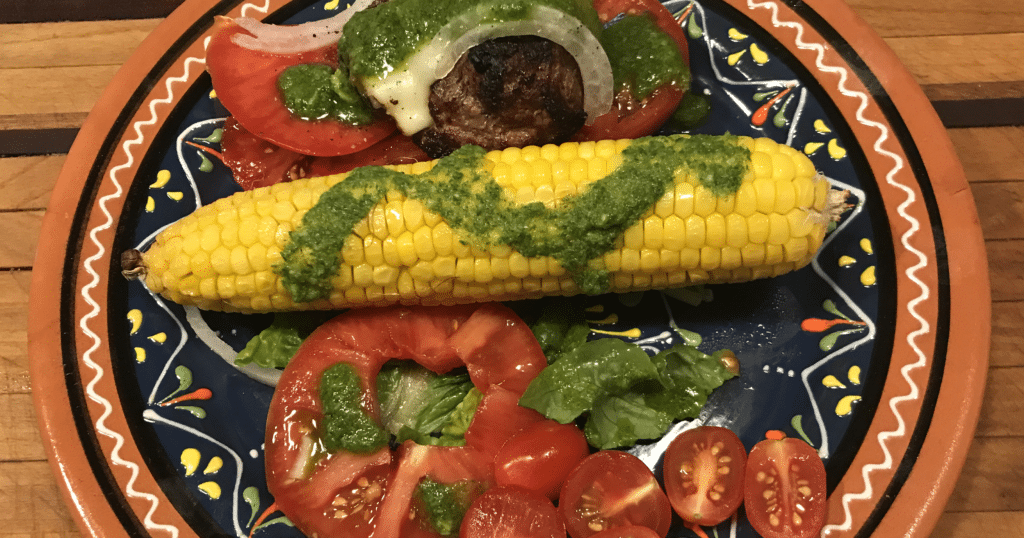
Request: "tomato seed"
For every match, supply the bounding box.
[798,485,812,497]
[793,513,803,525]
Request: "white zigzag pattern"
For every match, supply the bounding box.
[744,1,931,536]
[78,54,208,538]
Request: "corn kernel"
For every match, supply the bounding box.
[403,200,424,231]
[663,215,685,251]
[720,246,743,270]
[693,186,717,217]
[747,213,770,244]
[775,179,797,213]
[621,249,640,272]
[382,236,402,267]
[700,246,721,270]
[210,246,232,275]
[640,249,661,272]
[432,256,456,279]
[767,213,790,245]
[726,213,749,248]
[643,216,664,249]
[685,214,706,249]
[248,243,269,272]
[754,179,776,214]
[342,234,364,265]
[230,245,251,275]
[352,263,374,287]
[705,213,727,248]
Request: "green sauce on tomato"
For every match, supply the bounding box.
[601,14,690,100]
[276,134,750,303]
[339,0,603,79]
[319,363,389,454]
[277,64,375,124]
[414,478,482,536]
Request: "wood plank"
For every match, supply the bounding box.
[884,33,1024,87]
[970,182,1024,241]
[991,302,1024,369]
[847,0,1024,38]
[0,65,121,120]
[944,436,1024,513]
[0,211,43,269]
[923,81,1024,102]
[973,366,1024,438]
[0,156,64,211]
[0,394,46,462]
[0,461,81,537]
[2,0,183,24]
[932,510,1024,537]
[0,271,31,396]
[0,20,160,70]
[986,240,1024,303]
[0,113,89,132]
[949,126,1024,184]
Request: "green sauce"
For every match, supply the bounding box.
[277,134,750,303]
[319,363,389,453]
[340,0,603,79]
[601,14,690,100]
[277,64,375,125]
[414,478,481,535]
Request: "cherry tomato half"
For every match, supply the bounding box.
[494,420,590,500]
[560,450,673,538]
[205,17,395,157]
[589,525,664,538]
[743,432,827,538]
[663,426,747,526]
[460,485,566,538]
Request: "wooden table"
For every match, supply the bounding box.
[1,0,1021,536]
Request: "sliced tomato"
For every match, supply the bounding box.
[560,450,673,538]
[589,525,663,538]
[218,117,428,190]
[306,131,429,176]
[574,0,690,141]
[218,115,310,190]
[264,304,549,538]
[494,420,590,500]
[572,85,684,141]
[463,386,546,459]
[743,431,827,538]
[592,0,689,60]
[663,426,746,526]
[461,485,566,538]
[205,17,395,157]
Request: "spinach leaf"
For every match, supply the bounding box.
[376,362,478,446]
[646,346,739,420]
[518,338,661,424]
[234,312,332,368]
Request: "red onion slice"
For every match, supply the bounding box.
[231,0,375,54]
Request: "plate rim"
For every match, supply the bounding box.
[27,0,991,537]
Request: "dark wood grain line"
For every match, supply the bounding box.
[0,128,79,158]
[0,0,186,24]
[932,97,1024,129]
[3,97,1023,156]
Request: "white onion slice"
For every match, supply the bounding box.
[231,0,376,54]
[360,5,614,135]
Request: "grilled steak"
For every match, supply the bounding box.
[414,35,587,158]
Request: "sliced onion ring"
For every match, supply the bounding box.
[231,0,375,54]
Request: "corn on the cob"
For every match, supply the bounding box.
[123,134,845,313]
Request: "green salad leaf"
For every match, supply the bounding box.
[376,361,479,446]
[234,312,333,369]
[520,299,738,449]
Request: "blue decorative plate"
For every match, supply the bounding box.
[29,1,990,538]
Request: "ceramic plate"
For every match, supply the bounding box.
[29,0,990,537]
